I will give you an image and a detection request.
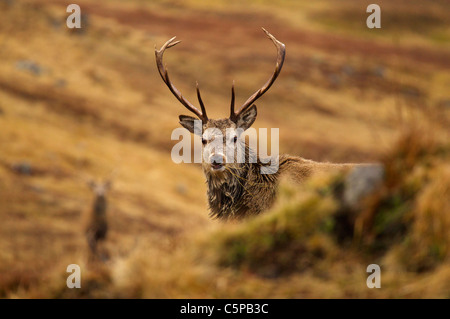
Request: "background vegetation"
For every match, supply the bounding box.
[0,0,449,298]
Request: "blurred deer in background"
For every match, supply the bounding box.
[84,179,111,261]
[156,28,361,220]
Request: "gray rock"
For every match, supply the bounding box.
[55,78,67,88]
[12,161,32,175]
[342,64,354,76]
[48,17,62,30]
[15,60,43,76]
[373,66,386,78]
[343,165,385,208]
[328,74,341,87]
[402,86,421,98]
[0,0,14,7]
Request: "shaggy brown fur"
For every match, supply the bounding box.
[202,136,356,220]
[204,144,279,219]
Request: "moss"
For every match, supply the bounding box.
[373,194,409,238]
[209,193,338,276]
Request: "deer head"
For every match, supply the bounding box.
[155,28,285,175]
[88,180,112,198]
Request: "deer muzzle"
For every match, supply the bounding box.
[209,153,226,171]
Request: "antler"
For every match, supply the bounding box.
[155,37,208,122]
[230,28,286,122]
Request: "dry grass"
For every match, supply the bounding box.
[0,0,449,298]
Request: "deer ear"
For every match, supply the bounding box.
[179,115,203,136]
[235,105,257,131]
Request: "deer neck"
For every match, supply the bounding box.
[204,146,280,219]
[204,161,250,219]
[93,196,107,216]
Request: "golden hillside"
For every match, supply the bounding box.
[0,0,449,298]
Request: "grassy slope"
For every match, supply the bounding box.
[0,0,449,298]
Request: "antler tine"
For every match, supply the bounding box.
[229,80,236,120]
[231,28,286,120]
[196,81,207,119]
[155,37,208,122]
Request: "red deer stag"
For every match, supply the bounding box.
[156,28,362,220]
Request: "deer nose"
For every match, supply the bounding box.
[210,154,225,164]
[209,154,226,169]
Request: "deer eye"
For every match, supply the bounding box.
[233,136,238,143]
[202,138,207,145]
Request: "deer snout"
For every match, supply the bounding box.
[209,154,226,171]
